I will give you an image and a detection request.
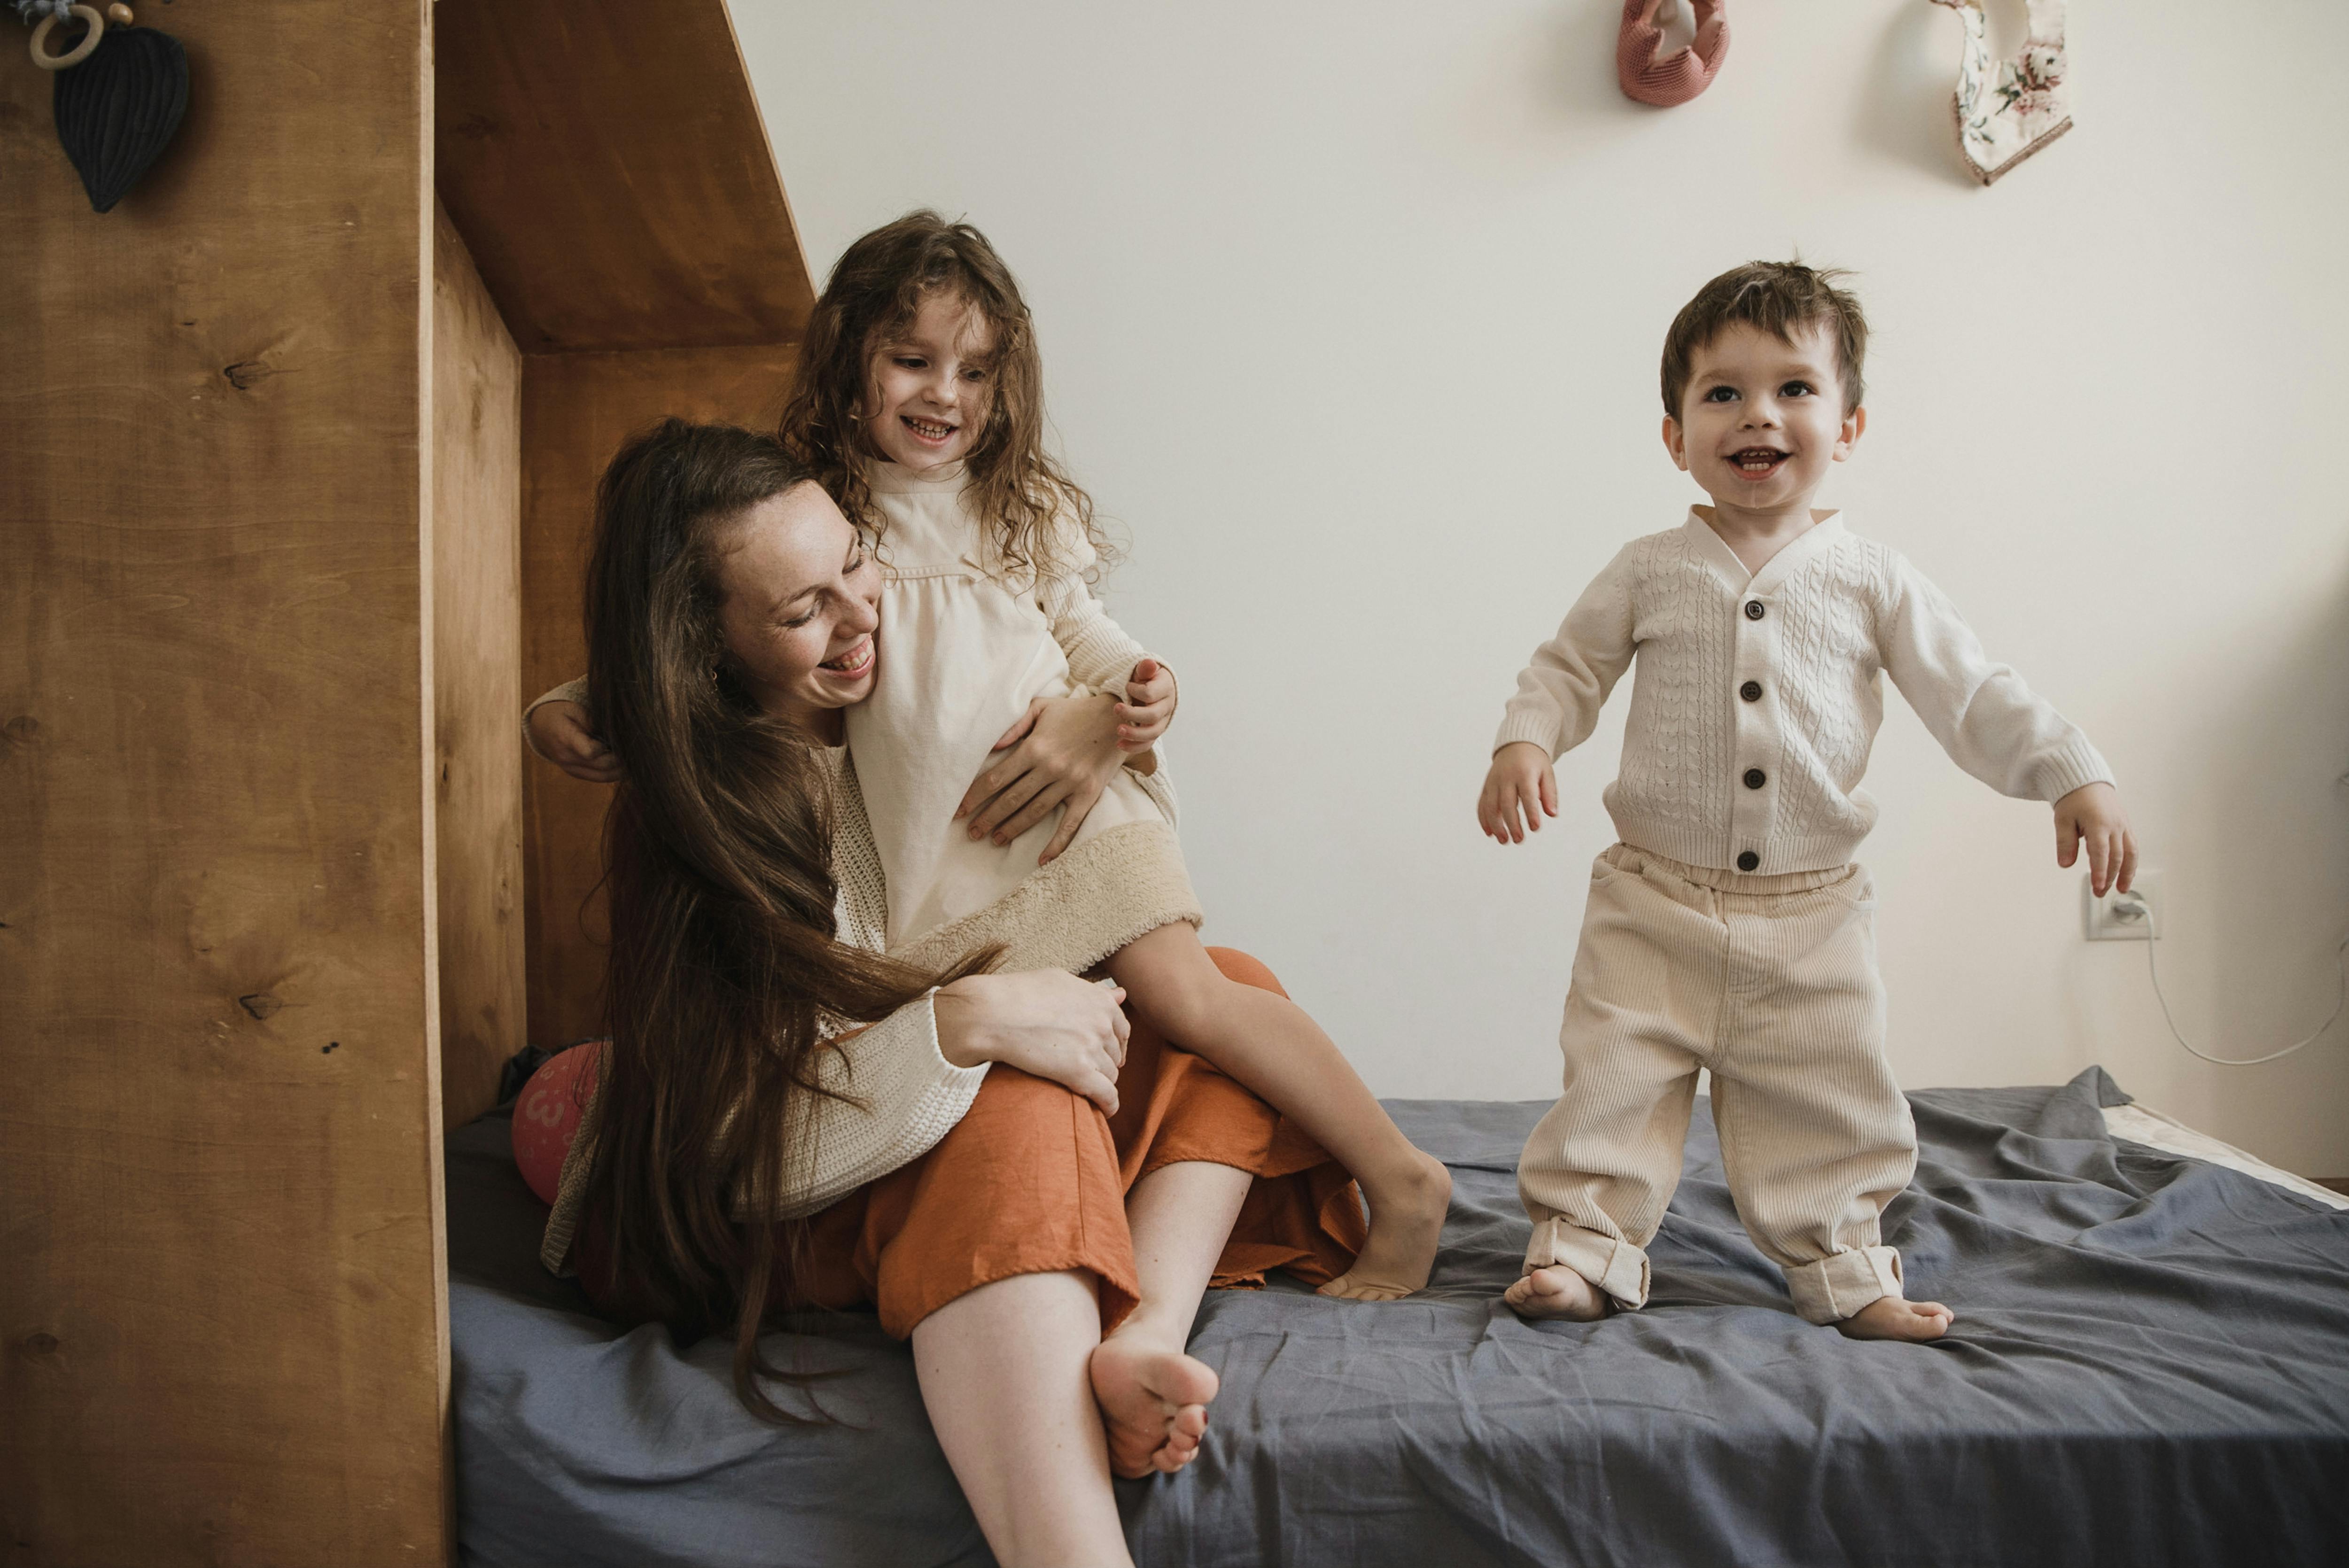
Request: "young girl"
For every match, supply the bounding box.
[537,212,1449,1299]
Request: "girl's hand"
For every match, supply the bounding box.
[957,693,1126,865]
[1115,659,1177,752]
[1478,741,1558,845]
[2054,781,2137,897]
[530,700,623,784]
[933,970,1131,1115]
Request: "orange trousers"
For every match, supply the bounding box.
[787,947,1367,1338]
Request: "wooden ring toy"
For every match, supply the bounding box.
[31,6,106,71]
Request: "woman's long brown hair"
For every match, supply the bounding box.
[777,209,1112,586]
[574,419,989,1421]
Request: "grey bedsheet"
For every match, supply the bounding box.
[448,1068,2349,1567]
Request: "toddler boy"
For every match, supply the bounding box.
[1478,262,2135,1340]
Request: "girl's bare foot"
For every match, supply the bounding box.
[1087,1333,1221,1479]
[1317,1149,1453,1301]
[1834,1295,1953,1341]
[1502,1264,1610,1321]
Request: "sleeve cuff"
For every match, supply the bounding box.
[912,988,991,1094]
[1494,709,1563,758]
[521,677,591,762]
[2033,736,2114,803]
[1065,627,1152,692]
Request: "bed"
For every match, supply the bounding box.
[445,1067,2349,1567]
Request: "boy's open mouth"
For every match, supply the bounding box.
[901,415,957,443]
[821,638,875,676]
[1730,447,1790,476]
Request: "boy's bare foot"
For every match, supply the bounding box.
[1317,1149,1453,1301]
[1833,1295,1953,1342]
[1502,1264,1610,1321]
[1087,1333,1221,1479]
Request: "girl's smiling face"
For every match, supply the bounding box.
[860,290,998,473]
[712,481,881,729]
[1664,321,1865,520]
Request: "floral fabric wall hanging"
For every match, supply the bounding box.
[1930,0,2073,186]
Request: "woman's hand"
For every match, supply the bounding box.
[1115,659,1177,752]
[933,970,1131,1114]
[957,693,1128,865]
[529,700,624,784]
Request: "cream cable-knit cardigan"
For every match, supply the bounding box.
[1497,512,2112,875]
[534,743,988,1275]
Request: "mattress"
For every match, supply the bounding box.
[445,1067,2349,1567]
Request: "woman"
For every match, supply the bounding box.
[521,420,1365,1568]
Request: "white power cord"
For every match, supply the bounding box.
[2129,894,2349,1066]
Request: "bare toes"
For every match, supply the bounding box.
[1504,1267,1607,1322]
[1834,1296,1954,1342]
[1154,1409,1208,1473]
[1090,1343,1221,1479]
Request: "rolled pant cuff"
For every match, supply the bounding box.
[1525,1218,1650,1310]
[1784,1245,1903,1324]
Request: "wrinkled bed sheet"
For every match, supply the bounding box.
[447,1068,2349,1567]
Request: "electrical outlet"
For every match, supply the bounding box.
[2083,869,2162,942]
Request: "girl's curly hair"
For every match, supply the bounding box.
[777,211,1108,585]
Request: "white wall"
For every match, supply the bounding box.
[737,0,2349,1175]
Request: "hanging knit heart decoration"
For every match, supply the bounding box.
[52,20,188,212]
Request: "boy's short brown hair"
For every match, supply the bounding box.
[1660,261,1868,418]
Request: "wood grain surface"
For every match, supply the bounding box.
[0,3,451,1564]
[5,0,813,1554]
[434,0,816,353]
[432,203,527,1132]
[517,345,801,1050]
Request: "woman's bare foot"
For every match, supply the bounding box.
[1502,1264,1610,1321]
[1317,1149,1453,1301]
[1834,1295,1953,1342]
[1087,1333,1221,1479]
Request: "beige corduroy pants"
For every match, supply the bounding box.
[1518,844,1915,1324]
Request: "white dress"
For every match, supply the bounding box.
[848,461,1200,976]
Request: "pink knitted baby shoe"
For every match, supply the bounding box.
[1617,0,1728,108]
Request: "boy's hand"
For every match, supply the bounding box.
[2054,781,2136,896]
[1479,741,1558,844]
[529,700,623,784]
[1115,659,1176,752]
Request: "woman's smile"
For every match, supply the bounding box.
[821,636,877,677]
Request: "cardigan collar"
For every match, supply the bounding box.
[1681,508,1845,594]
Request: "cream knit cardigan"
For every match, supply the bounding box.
[534,743,988,1275]
[1496,512,2112,875]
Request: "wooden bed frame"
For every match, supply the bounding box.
[1,3,809,1559]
